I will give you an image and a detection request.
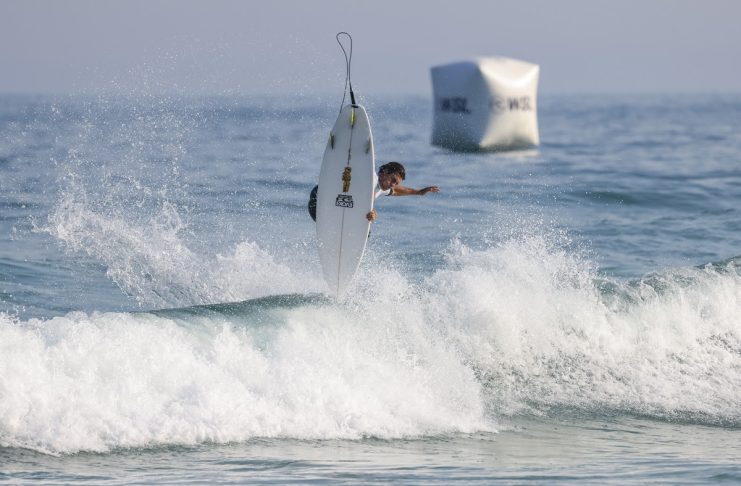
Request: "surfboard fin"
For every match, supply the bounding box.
[365,138,371,154]
[329,133,335,149]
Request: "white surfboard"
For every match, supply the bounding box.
[316,104,375,295]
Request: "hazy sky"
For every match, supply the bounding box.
[2,0,740,96]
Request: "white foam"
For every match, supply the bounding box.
[26,191,741,453]
[0,303,490,454]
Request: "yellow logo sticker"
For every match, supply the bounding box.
[342,166,352,192]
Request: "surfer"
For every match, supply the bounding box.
[366,162,439,221]
[307,162,439,222]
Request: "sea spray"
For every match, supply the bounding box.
[418,236,741,425]
[46,188,316,307]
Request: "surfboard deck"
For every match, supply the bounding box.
[316,104,375,295]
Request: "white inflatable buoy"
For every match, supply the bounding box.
[430,57,540,151]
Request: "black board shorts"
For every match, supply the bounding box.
[308,185,318,222]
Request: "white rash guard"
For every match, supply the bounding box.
[373,173,392,199]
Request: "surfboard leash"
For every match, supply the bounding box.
[336,32,356,110]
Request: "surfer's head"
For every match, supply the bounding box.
[378,162,405,191]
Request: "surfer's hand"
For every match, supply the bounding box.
[367,209,377,222]
[418,186,439,195]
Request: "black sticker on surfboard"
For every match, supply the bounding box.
[335,194,354,208]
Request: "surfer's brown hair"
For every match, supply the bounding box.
[379,162,405,181]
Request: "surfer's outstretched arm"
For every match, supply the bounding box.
[366,185,440,221]
[390,185,440,196]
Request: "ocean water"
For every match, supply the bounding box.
[1,92,740,484]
